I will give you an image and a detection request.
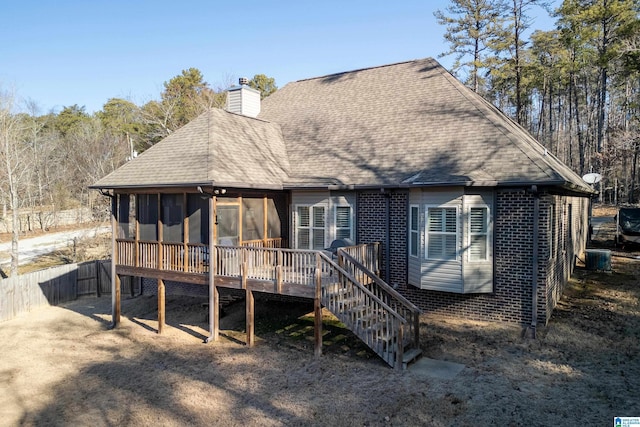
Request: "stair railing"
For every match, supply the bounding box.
[336,249,422,353]
[316,251,408,368]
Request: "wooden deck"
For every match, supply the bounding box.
[111,240,421,369]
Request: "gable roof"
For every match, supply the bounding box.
[92,57,591,194]
[91,108,289,189]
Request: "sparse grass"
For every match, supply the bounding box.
[0,204,638,425]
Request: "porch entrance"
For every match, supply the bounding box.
[216,204,239,246]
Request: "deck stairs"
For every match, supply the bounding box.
[210,244,422,369]
[318,251,422,369]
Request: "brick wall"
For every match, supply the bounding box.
[544,194,589,323]
[392,189,569,325]
[356,191,407,287]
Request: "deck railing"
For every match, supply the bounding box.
[337,249,421,357]
[339,242,381,277]
[241,238,285,248]
[114,239,416,368]
[115,239,285,274]
[215,246,321,286]
[115,239,384,288]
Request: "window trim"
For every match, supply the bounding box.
[334,205,354,241]
[467,205,490,262]
[409,204,420,258]
[425,205,459,261]
[294,204,327,250]
[549,203,556,260]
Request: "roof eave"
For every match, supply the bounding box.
[90,180,285,192]
[89,181,216,191]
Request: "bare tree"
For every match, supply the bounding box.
[0,89,32,275]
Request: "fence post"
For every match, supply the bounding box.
[94,259,101,297]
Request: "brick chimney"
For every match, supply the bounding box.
[226,77,260,118]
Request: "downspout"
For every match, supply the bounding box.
[529,185,540,338]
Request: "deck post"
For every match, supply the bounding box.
[395,325,404,370]
[314,257,322,357]
[207,284,219,342]
[241,253,255,347]
[246,289,255,347]
[275,251,283,294]
[158,278,165,334]
[110,194,120,327]
[113,273,121,326]
[206,195,218,343]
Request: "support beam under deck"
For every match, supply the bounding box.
[158,278,165,334]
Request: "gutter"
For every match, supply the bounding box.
[89,181,285,191]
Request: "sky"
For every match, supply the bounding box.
[1,0,559,115]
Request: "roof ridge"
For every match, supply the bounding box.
[293,58,435,83]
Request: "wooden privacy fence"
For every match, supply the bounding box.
[0,259,124,323]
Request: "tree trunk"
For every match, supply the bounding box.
[10,187,19,276]
[572,73,586,176]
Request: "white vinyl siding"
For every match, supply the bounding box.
[335,206,353,240]
[468,207,489,261]
[408,189,493,294]
[426,207,458,260]
[409,205,419,257]
[291,191,356,250]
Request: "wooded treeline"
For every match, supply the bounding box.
[436,0,640,203]
[1,0,638,273]
[0,70,275,275]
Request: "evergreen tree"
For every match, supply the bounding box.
[434,0,504,92]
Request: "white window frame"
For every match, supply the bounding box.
[295,204,326,250]
[425,205,459,261]
[549,203,556,260]
[467,205,490,262]
[409,204,420,258]
[334,205,354,241]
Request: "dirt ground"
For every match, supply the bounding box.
[1,207,639,426]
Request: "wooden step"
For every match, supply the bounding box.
[402,348,423,369]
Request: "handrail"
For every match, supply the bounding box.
[336,248,421,362]
[316,252,407,324]
[337,249,421,315]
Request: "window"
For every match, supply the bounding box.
[296,205,325,250]
[162,194,184,243]
[117,194,134,239]
[217,205,239,246]
[187,194,209,244]
[549,204,556,259]
[426,207,458,260]
[409,205,419,257]
[242,198,264,242]
[137,194,158,241]
[335,206,353,240]
[468,207,489,261]
[568,203,573,251]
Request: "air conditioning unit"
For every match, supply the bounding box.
[585,249,611,271]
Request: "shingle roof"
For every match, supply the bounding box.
[91,108,289,189]
[259,58,591,192]
[92,57,591,194]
